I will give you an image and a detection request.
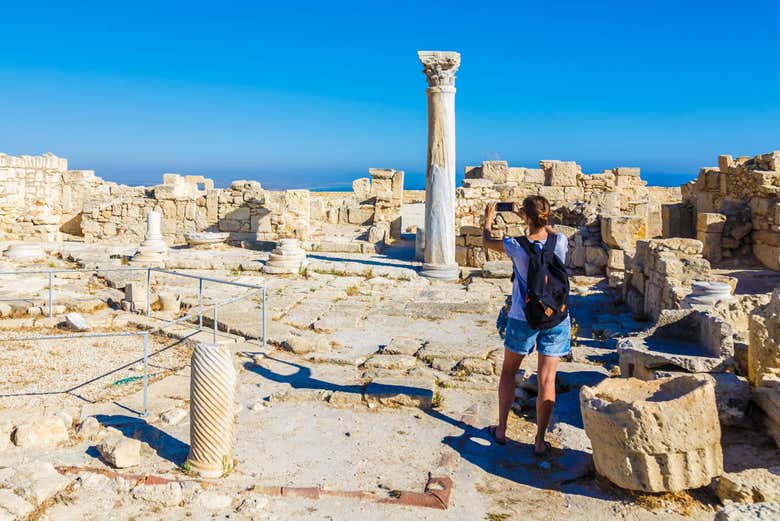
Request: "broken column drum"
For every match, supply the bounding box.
[130,211,168,266]
[580,375,723,492]
[262,238,307,274]
[185,343,237,478]
[683,280,735,308]
[418,50,460,280]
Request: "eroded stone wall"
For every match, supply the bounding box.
[680,151,780,270]
[623,238,717,319]
[453,159,681,269]
[0,153,116,241]
[0,154,406,249]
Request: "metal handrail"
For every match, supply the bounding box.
[0,265,266,347]
[0,265,269,417]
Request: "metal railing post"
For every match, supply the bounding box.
[48,271,53,319]
[198,278,204,331]
[262,286,266,348]
[146,268,152,321]
[142,332,149,418]
[213,304,218,344]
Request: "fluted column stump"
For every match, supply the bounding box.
[418,50,461,280]
[185,343,237,478]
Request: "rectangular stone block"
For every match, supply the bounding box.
[753,230,780,247]
[540,160,580,187]
[607,249,625,270]
[697,212,727,234]
[538,185,565,201]
[347,206,374,225]
[481,161,509,183]
[601,216,646,250]
[753,243,780,271]
[699,231,722,263]
[523,169,545,184]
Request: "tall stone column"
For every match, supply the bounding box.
[418,51,460,280]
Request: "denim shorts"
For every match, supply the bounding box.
[504,316,571,357]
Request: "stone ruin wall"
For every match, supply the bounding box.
[0,153,117,241]
[80,168,404,249]
[0,153,405,253]
[666,151,780,270]
[453,159,681,276]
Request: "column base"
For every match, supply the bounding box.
[420,262,460,281]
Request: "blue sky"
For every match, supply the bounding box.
[1,0,778,189]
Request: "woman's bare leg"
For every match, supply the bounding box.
[495,348,525,441]
[535,353,560,453]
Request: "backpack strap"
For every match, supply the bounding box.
[541,232,558,259]
[516,236,535,255]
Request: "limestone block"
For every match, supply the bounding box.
[647,372,751,427]
[12,416,69,448]
[618,309,736,376]
[602,216,646,250]
[352,178,371,200]
[76,417,101,441]
[383,337,424,356]
[718,154,734,173]
[607,248,625,270]
[481,161,509,183]
[537,185,565,202]
[367,224,387,243]
[581,376,723,492]
[97,436,141,468]
[3,460,71,505]
[524,168,545,184]
[570,244,585,268]
[585,261,605,276]
[64,312,89,331]
[364,377,433,409]
[754,242,780,271]
[748,288,780,386]
[585,246,608,267]
[697,212,727,234]
[540,160,580,187]
[606,268,625,288]
[717,466,780,503]
[347,206,374,225]
[700,231,722,262]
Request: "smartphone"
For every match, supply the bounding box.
[496,202,514,212]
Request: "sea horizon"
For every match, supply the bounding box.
[90,169,698,192]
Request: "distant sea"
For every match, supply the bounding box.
[303,171,697,192]
[104,170,697,192]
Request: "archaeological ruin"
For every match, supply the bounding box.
[0,50,779,521]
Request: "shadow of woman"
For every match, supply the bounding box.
[246,355,596,495]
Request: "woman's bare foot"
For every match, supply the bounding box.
[534,436,551,456]
[488,425,507,445]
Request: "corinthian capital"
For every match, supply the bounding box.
[418,51,461,88]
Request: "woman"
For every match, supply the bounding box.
[481,196,571,456]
